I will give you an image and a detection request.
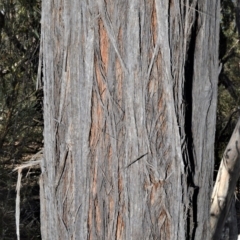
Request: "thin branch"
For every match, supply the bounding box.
[125,152,148,168]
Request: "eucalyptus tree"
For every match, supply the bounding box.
[40,0,220,239]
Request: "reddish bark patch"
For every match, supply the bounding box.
[95,60,107,100]
[92,156,98,196]
[108,195,114,224]
[89,92,99,148]
[89,61,106,148]
[116,213,124,240]
[94,198,102,235]
[87,201,93,240]
[118,172,123,193]
[158,209,171,239]
[151,1,157,47]
[150,180,164,205]
[148,78,156,96]
[99,19,109,74]
[118,27,123,54]
[116,58,123,106]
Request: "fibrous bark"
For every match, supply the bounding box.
[40,0,219,239]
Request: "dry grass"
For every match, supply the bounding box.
[13,149,43,240]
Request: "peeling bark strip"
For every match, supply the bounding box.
[210,118,240,240]
[40,0,219,239]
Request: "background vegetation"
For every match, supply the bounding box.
[0,0,42,239]
[216,0,240,165]
[215,0,240,233]
[0,0,240,238]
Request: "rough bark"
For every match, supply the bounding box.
[211,118,240,240]
[40,0,219,239]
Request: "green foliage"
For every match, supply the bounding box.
[0,0,42,239]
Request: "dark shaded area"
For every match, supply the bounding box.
[0,0,42,239]
[183,7,199,240]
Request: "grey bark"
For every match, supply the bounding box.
[40,0,220,239]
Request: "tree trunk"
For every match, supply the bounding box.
[40,0,220,239]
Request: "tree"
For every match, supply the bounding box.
[40,0,220,239]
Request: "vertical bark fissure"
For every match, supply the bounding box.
[183,7,199,240]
